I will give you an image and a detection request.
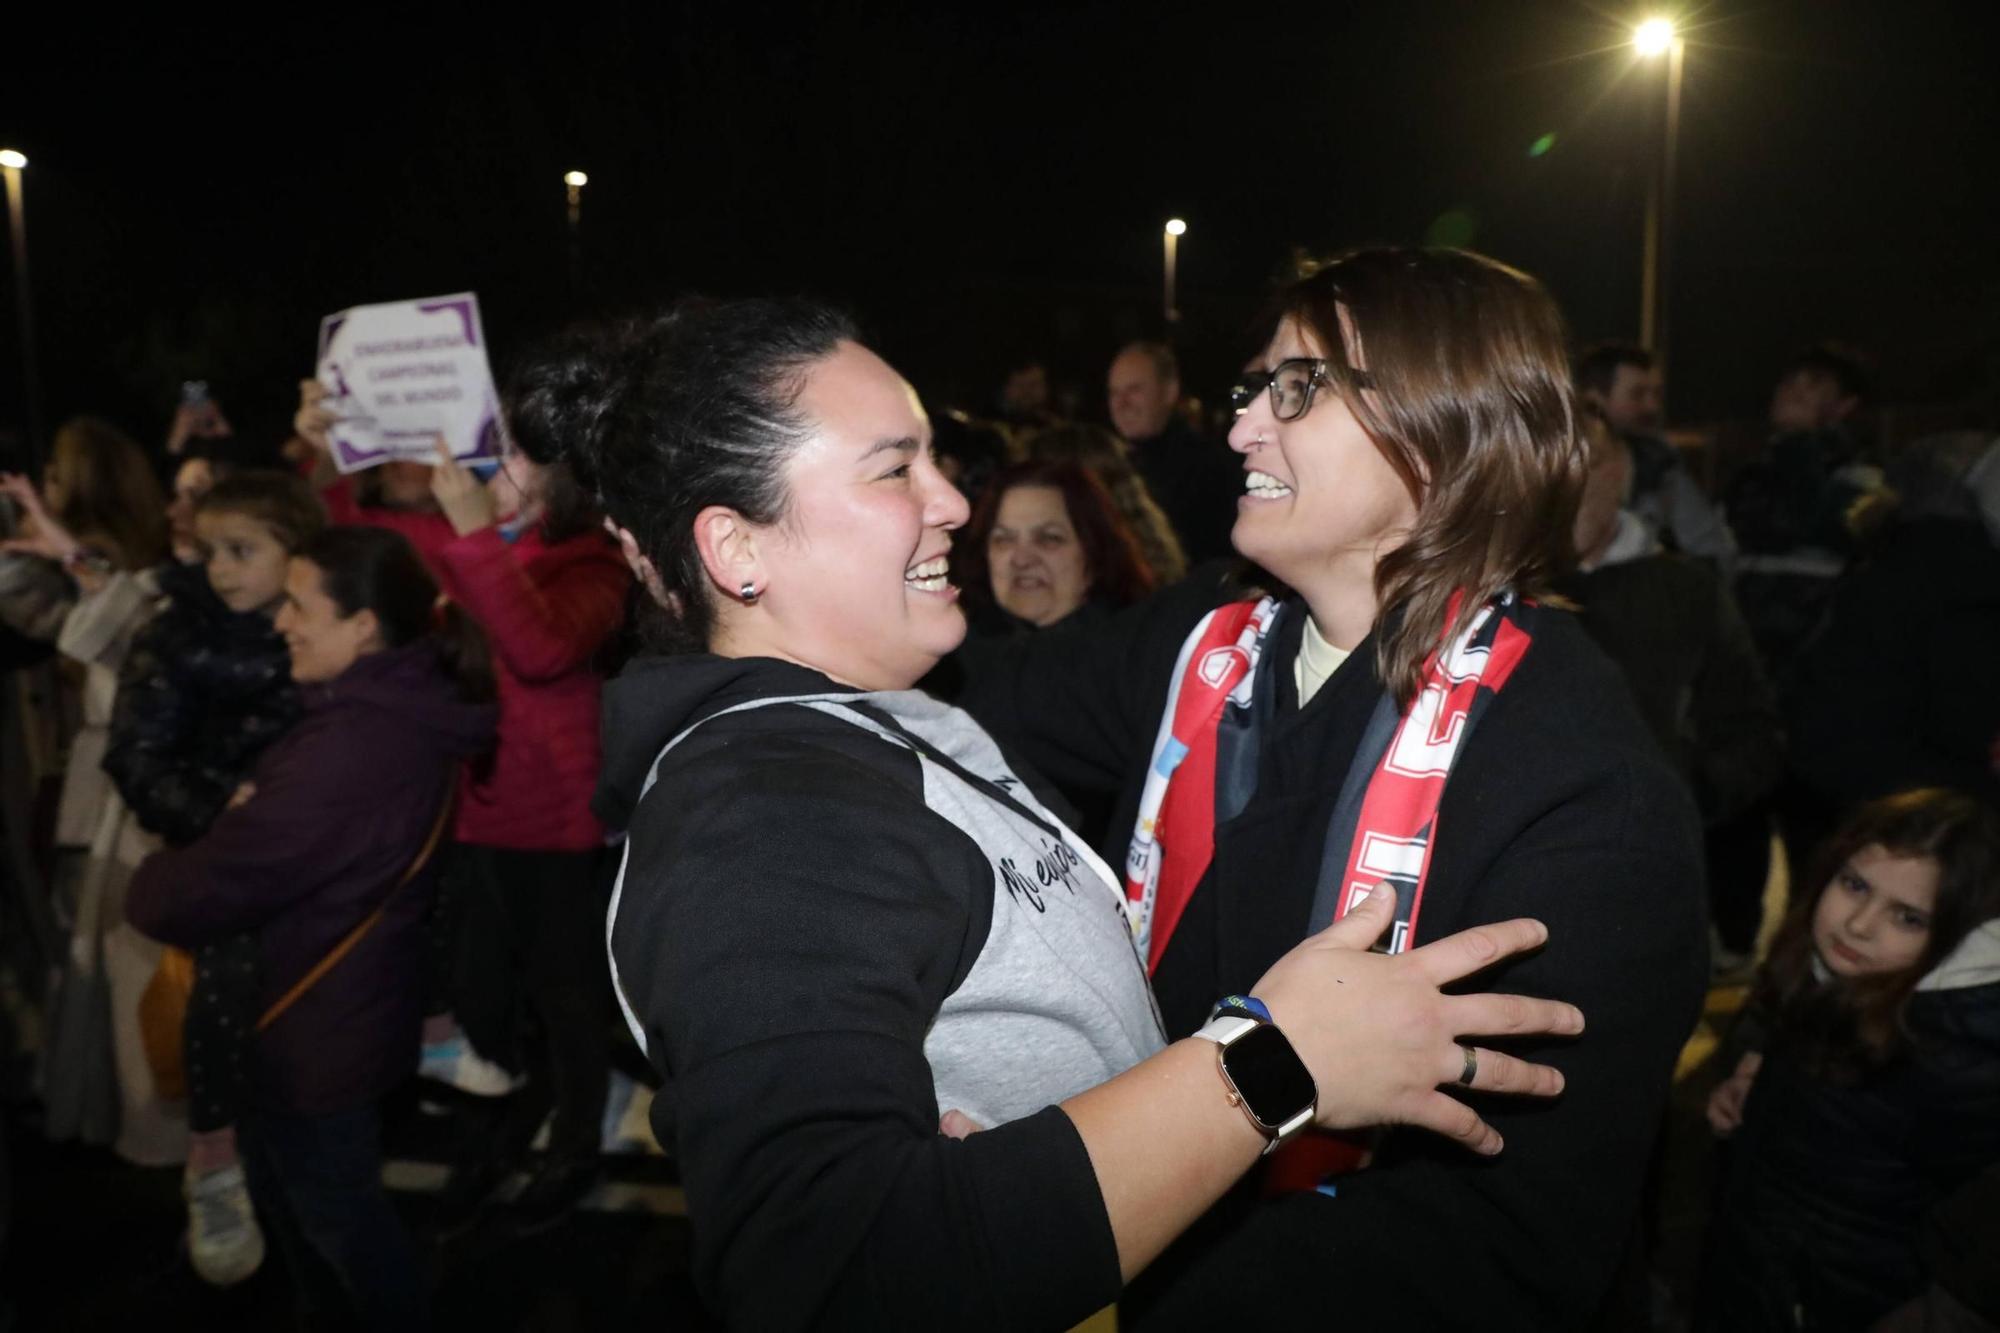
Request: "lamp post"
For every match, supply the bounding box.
[0,148,40,469]
[1633,18,1683,376]
[564,170,589,297]
[1163,218,1186,325]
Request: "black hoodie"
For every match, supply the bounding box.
[597,653,1156,1333]
[104,559,300,846]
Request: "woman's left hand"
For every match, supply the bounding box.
[429,439,497,537]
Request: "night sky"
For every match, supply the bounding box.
[4,0,1996,460]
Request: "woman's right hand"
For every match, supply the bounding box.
[294,379,336,454]
[1704,1050,1762,1138]
[1253,884,1582,1156]
[0,472,81,564]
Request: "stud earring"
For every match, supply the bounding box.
[741,581,760,606]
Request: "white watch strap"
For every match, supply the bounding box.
[1193,1012,1262,1046]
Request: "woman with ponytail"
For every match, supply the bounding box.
[126,525,496,1332]
[415,339,633,1232]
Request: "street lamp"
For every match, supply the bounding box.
[1163,218,1186,324]
[1,148,40,468]
[563,171,588,296]
[1633,17,1683,374]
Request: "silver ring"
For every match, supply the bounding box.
[1458,1044,1478,1087]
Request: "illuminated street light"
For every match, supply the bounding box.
[1631,19,1684,370]
[1163,218,1186,323]
[563,171,589,296]
[1633,17,1675,57]
[1,147,40,464]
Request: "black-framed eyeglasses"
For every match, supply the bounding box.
[1229,357,1372,422]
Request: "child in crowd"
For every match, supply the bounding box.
[1700,788,2000,1331]
[103,471,326,1285]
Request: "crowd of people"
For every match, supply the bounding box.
[0,243,1995,1332]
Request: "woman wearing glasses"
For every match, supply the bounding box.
[555,296,1582,1332]
[960,247,1709,1328]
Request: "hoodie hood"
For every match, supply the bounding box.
[594,653,856,829]
[310,639,497,759]
[1918,918,2000,994]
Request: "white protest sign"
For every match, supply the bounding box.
[315,292,503,473]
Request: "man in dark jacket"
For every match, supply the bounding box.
[1107,342,1239,565]
[1557,426,1785,962]
[1725,342,1885,684]
[1783,434,2000,837]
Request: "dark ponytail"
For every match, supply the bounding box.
[300,526,497,704]
[506,297,858,652]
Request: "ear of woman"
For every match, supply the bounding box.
[610,523,673,610]
[693,505,770,617]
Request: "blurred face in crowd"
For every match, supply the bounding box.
[1572,421,1633,567]
[275,557,383,684]
[1769,369,1859,434]
[490,443,547,528]
[40,449,72,515]
[1107,349,1178,443]
[1595,363,1664,434]
[1228,316,1418,611]
[715,341,970,691]
[1811,844,1937,980]
[988,484,1091,627]
[167,458,218,563]
[378,460,439,510]
[1001,364,1050,418]
[196,509,291,618]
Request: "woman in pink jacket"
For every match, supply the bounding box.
[420,405,632,1231]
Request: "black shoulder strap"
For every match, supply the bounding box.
[844,702,1068,844]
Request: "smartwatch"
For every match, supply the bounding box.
[1194,994,1317,1154]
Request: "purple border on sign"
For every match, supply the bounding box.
[417,296,481,348]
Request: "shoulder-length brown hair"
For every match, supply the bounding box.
[1753,788,2000,1079]
[954,460,1157,617]
[1271,248,1585,706]
[50,417,169,570]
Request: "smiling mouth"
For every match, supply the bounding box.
[1243,470,1294,500]
[905,555,952,594]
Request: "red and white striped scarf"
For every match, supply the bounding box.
[1125,591,1537,971]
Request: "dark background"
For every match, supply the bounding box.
[3,0,1996,457]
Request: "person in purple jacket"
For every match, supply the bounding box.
[126,525,496,1332]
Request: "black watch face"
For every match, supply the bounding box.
[1223,1025,1315,1126]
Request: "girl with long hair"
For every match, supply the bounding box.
[1700,788,2000,1331]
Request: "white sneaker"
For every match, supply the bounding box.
[418,1034,522,1097]
[185,1163,265,1287]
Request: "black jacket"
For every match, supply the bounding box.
[1784,518,2000,809]
[959,569,1710,1329]
[595,655,1139,1333]
[103,561,299,847]
[1555,553,1784,825]
[1700,926,2000,1331]
[1129,417,1241,567]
